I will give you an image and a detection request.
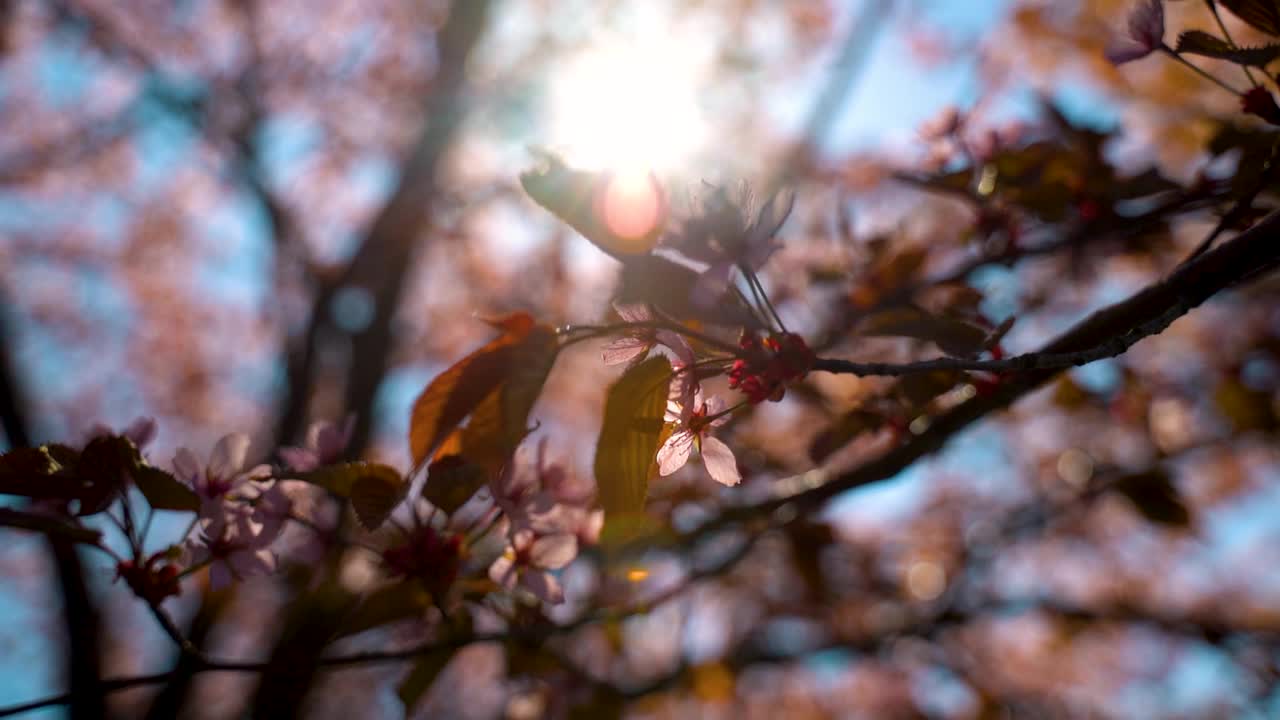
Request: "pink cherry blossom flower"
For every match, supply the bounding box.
[84,416,158,449]
[488,528,578,604]
[665,182,794,307]
[279,416,354,472]
[183,512,277,590]
[657,392,741,487]
[602,303,697,371]
[1105,0,1164,65]
[173,433,272,525]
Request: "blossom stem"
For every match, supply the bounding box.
[1160,45,1243,95]
[740,265,788,333]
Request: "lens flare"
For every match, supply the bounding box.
[596,169,665,243]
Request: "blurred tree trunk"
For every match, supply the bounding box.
[49,538,105,719]
[0,289,32,448]
[274,0,494,456]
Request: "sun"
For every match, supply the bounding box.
[545,32,710,177]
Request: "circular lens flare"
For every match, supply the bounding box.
[596,169,665,246]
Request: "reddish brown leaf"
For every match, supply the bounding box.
[408,312,540,469]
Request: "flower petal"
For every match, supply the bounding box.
[173,448,202,487]
[209,560,232,591]
[602,337,651,366]
[657,430,695,476]
[489,554,517,589]
[520,570,564,604]
[613,303,652,323]
[209,433,250,481]
[530,533,578,570]
[700,435,741,487]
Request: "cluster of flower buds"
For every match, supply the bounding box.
[116,550,182,605]
[728,331,815,404]
[381,526,464,598]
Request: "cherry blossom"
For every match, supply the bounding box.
[1105,0,1164,65]
[183,512,277,591]
[657,391,741,486]
[279,416,354,472]
[488,528,578,604]
[172,433,272,524]
[663,182,794,307]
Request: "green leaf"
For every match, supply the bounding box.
[1112,469,1191,528]
[132,465,199,512]
[297,462,406,528]
[337,584,432,639]
[1176,30,1280,66]
[0,508,102,544]
[594,356,671,523]
[1221,0,1280,37]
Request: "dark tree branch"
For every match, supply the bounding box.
[48,537,105,719]
[731,209,1280,521]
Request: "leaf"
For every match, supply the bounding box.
[616,254,764,329]
[337,584,432,639]
[1176,30,1280,66]
[396,612,470,714]
[857,306,989,357]
[0,508,102,544]
[396,649,455,713]
[1220,0,1280,37]
[1112,469,1191,528]
[132,465,199,512]
[419,323,559,513]
[1214,379,1279,432]
[74,435,142,515]
[350,472,405,530]
[594,356,671,522]
[408,313,539,469]
[297,461,406,527]
[422,454,489,515]
[521,150,665,258]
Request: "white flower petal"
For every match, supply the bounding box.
[700,435,741,487]
[209,433,250,481]
[657,430,695,476]
[530,533,578,570]
[173,448,202,486]
[520,570,564,605]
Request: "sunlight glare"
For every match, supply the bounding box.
[547,35,709,176]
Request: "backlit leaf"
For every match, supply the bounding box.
[350,471,405,530]
[296,461,406,529]
[1220,0,1280,36]
[1176,30,1280,66]
[408,313,546,470]
[521,150,665,258]
[423,454,489,515]
[337,584,432,639]
[594,356,671,522]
